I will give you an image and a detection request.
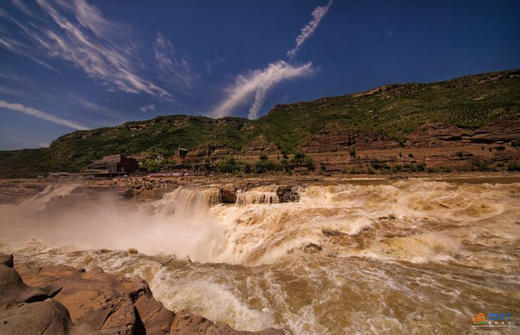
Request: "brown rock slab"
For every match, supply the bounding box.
[0,299,72,335]
[121,276,174,334]
[18,263,139,335]
[0,255,49,310]
[3,254,286,335]
[0,254,81,335]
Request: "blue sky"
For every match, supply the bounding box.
[0,0,519,149]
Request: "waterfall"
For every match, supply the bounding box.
[235,190,279,206]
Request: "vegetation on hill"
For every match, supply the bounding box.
[256,70,520,151]
[0,70,519,177]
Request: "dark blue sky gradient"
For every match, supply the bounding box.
[0,0,519,149]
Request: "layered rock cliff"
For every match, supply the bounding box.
[304,113,520,171]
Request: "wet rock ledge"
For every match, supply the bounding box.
[0,254,285,335]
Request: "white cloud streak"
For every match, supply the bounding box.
[213,60,314,119]
[140,103,156,113]
[154,32,197,91]
[0,99,88,130]
[73,0,128,41]
[213,1,332,119]
[0,20,59,72]
[1,0,171,98]
[38,0,170,97]
[287,0,333,58]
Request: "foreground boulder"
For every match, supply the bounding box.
[0,300,73,335]
[0,254,286,335]
[0,254,77,335]
[16,264,139,334]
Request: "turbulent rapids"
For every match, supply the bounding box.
[0,178,519,334]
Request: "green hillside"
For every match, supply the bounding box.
[1,69,519,177]
[256,70,520,151]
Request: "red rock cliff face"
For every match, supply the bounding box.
[304,130,401,153]
[470,114,520,144]
[242,135,280,156]
[165,113,519,173]
[302,114,520,171]
[406,123,471,148]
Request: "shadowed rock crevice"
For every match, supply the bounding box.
[132,307,146,335]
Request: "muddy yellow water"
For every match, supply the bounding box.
[0,178,519,334]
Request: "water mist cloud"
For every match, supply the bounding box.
[0,185,225,262]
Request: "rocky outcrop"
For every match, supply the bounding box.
[219,185,237,203]
[1,299,75,335]
[350,84,402,98]
[406,114,520,147]
[304,130,401,154]
[242,135,280,156]
[303,113,520,171]
[0,254,77,335]
[470,113,520,144]
[406,123,471,147]
[276,186,301,203]
[0,254,286,335]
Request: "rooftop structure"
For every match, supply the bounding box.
[84,154,138,177]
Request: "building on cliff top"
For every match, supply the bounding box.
[173,148,188,161]
[83,154,138,177]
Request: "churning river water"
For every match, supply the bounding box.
[0,177,519,334]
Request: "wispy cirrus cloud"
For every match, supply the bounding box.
[38,0,170,97]
[0,99,88,130]
[0,0,171,98]
[10,0,35,18]
[287,0,333,58]
[154,32,197,91]
[73,0,130,41]
[213,60,314,119]
[0,66,124,124]
[0,20,59,72]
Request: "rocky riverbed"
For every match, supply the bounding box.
[0,254,284,334]
[0,173,519,334]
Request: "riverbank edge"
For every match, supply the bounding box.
[0,253,286,335]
